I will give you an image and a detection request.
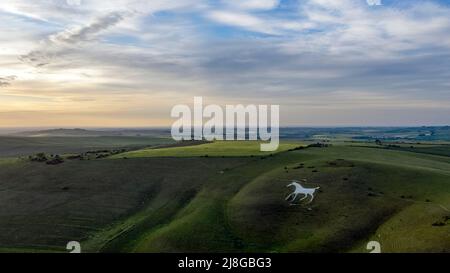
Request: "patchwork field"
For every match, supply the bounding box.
[0,137,449,253]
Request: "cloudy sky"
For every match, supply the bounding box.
[1,0,450,127]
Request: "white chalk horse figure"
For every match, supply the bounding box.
[286,179,320,204]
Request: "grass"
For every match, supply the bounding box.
[0,157,250,252]
[0,136,174,158]
[0,139,449,253]
[130,145,450,253]
[300,146,450,175]
[129,151,306,252]
[111,141,303,158]
[107,145,449,253]
[228,157,449,252]
[384,145,450,158]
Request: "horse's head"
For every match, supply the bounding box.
[287,179,307,188]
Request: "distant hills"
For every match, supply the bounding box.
[14,128,113,137]
[278,126,450,141]
[9,128,171,138]
[4,126,450,141]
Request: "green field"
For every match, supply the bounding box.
[0,138,449,253]
[111,141,303,158]
[384,145,450,158]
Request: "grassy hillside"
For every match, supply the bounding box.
[0,136,174,158]
[111,141,303,158]
[384,145,450,158]
[0,141,448,253]
[120,146,449,253]
[228,159,449,252]
[0,157,250,251]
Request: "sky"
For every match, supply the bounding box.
[1,0,450,127]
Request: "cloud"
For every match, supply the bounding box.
[49,11,126,45]
[2,0,450,126]
[0,75,17,87]
[19,11,129,67]
[223,0,280,10]
[206,9,312,35]
[206,11,277,34]
[283,0,450,58]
